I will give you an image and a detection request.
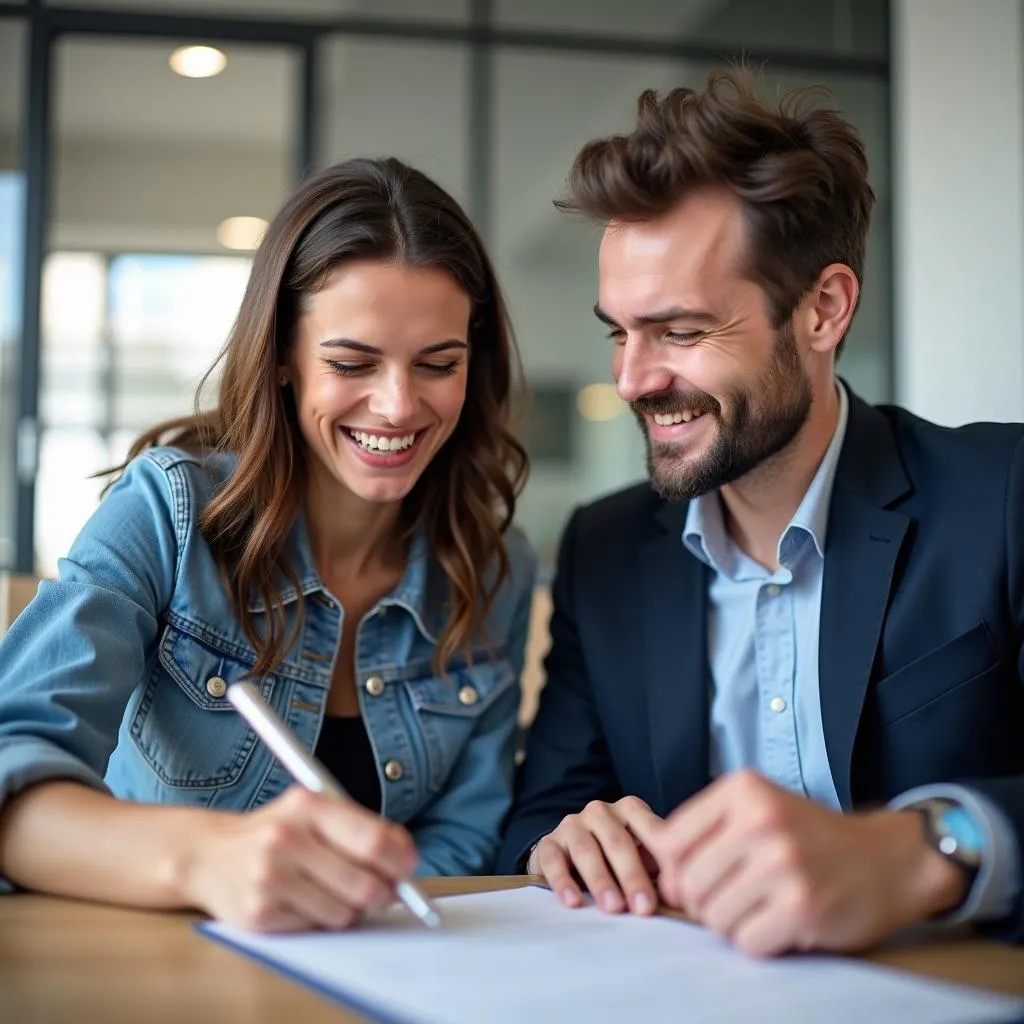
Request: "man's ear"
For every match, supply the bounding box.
[798,263,859,356]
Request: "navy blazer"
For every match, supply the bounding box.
[499,390,1024,940]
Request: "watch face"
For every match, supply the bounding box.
[939,806,985,863]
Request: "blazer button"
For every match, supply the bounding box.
[457,685,479,706]
[383,759,404,782]
[206,676,227,699]
[365,675,385,697]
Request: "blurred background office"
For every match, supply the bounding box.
[0,0,1019,580]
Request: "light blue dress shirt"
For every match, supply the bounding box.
[683,383,1019,923]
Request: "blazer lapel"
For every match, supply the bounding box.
[638,501,711,816]
[819,393,912,809]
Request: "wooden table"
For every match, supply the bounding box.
[3,876,1023,1023]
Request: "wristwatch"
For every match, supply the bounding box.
[910,798,984,894]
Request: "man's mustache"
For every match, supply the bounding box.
[631,389,720,418]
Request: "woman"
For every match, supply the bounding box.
[0,158,535,932]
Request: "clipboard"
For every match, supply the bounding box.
[196,887,1024,1024]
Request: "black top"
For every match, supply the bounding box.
[314,715,382,814]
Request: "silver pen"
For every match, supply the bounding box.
[227,681,442,929]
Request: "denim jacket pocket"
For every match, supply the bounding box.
[406,658,516,793]
[130,624,271,789]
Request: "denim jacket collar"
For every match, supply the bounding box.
[377,529,448,645]
[246,509,442,645]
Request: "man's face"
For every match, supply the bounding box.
[598,188,813,501]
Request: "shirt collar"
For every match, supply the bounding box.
[683,487,735,576]
[789,380,849,557]
[683,381,849,572]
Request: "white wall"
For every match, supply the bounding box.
[893,0,1024,425]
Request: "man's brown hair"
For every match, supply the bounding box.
[559,68,875,357]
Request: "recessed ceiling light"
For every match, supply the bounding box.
[576,382,625,422]
[217,216,268,251]
[170,45,227,79]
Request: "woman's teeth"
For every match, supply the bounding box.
[349,429,416,452]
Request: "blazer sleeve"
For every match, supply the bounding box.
[961,432,1024,941]
[496,509,622,874]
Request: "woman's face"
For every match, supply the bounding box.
[286,260,471,506]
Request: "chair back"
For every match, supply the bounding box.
[0,572,41,636]
[519,584,552,728]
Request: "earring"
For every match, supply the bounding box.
[278,374,288,386]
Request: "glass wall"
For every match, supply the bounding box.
[495,0,887,57]
[493,50,678,566]
[36,251,251,572]
[317,36,469,208]
[0,18,25,570]
[37,34,296,572]
[5,0,892,576]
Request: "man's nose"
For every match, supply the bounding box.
[614,335,676,403]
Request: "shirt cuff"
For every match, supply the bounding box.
[518,833,549,874]
[889,783,1021,923]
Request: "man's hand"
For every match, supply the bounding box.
[528,797,663,916]
[637,771,968,956]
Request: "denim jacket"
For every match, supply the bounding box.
[0,448,536,887]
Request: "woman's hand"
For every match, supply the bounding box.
[182,786,419,931]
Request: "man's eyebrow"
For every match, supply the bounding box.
[593,304,718,329]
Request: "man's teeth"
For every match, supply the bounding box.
[350,430,417,452]
[653,410,705,426]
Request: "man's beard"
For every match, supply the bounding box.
[632,323,813,501]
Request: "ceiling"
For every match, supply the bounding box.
[34,0,467,20]
[0,0,468,146]
[54,38,297,147]
[0,0,885,151]
[0,0,889,261]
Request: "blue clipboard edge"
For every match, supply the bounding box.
[194,883,565,1023]
[195,920,414,1024]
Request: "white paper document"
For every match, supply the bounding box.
[200,886,1024,1024]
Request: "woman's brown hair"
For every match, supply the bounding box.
[110,158,528,676]
[558,67,876,357]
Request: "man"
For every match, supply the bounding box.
[498,69,1024,956]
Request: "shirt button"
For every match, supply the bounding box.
[769,696,787,713]
[365,675,385,698]
[206,676,227,699]
[383,759,404,782]
[458,685,479,706]
[377,605,387,618]
[766,584,781,597]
